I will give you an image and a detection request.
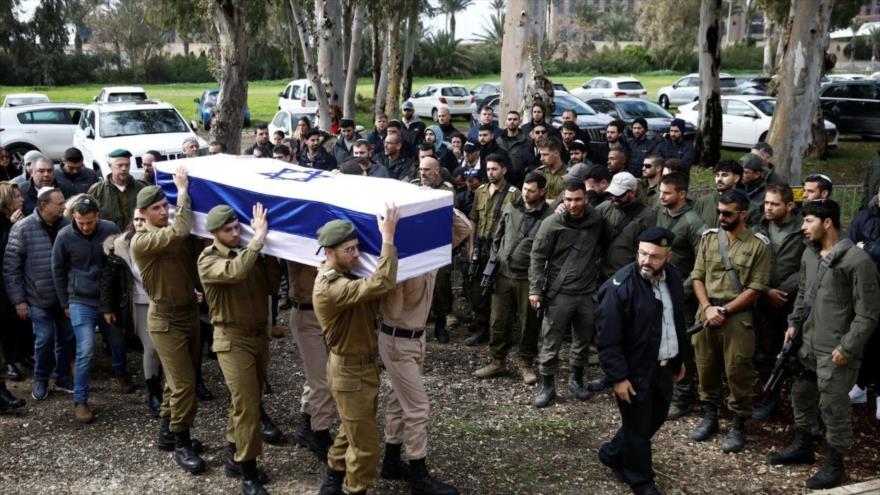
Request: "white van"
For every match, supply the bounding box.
[278,79,318,112]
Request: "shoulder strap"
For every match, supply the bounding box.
[717,230,744,294]
[505,211,543,264]
[802,240,853,322]
[548,226,591,296]
[489,186,507,233]
[611,203,647,239]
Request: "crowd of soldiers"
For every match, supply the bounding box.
[1,98,880,495]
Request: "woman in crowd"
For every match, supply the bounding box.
[0,182,30,383]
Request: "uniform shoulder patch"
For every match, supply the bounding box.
[410,178,421,185]
[702,228,719,236]
[508,186,517,193]
[442,181,454,190]
[611,264,634,286]
[323,268,339,281]
[753,232,771,245]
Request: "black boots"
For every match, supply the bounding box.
[156,417,203,453]
[195,373,214,401]
[721,416,747,453]
[691,404,720,442]
[380,443,409,480]
[805,447,845,489]
[434,318,449,344]
[145,376,162,418]
[534,374,556,408]
[587,373,611,393]
[0,381,25,413]
[568,366,592,401]
[752,393,780,421]
[173,430,206,474]
[293,413,332,461]
[767,428,816,465]
[318,467,345,495]
[409,457,459,495]
[261,406,283,445]
[225,443,270,484]
[463,322,489,346]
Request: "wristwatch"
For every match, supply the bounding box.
[718,306,729,316]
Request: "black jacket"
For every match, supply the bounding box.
[297,146,337,171]
[597,263,689,400]
[849,203,880,265]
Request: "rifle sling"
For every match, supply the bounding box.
[800,239,853,327]
[717,230,744,294]
[547,226,591,298]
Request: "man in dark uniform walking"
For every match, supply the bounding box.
[597,227,688,495]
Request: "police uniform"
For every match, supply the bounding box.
[313,220,398,495]
[130,184,205,472]
[197,205,280,489]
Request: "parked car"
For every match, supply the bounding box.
[570,77,648,101]
[0,103,84,166]
[552,82,569,93]
[735,76,772,96]
[194,89,251,130]
[93,86,149,103]
[72,101,206,179]
[268,109,318,139]
[470,82,501,108]
[2,93,50,108]
[656,73,737,108]
[819,80,880,137]
[406,84,476,120]
[479,91,613,142]
[585,97,696,141]
[675,95,838,150]
[278,79,318,112]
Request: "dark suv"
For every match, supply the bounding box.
[819,80,880,137]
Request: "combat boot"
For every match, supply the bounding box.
[261,406,283,444]
[318,467,345,495]
[173,430,206,474]
[239,459,270,495]
[751,393,780,421]
[767,428,815,465]
[666,402,693,420]
[157,417,204,453]
[380,443,409,481]
[145,376,162,418]
[518,358,537,385]
[434,318,449,344]
[568,366,592,402]
[720,416,747,453]
[463,322,489,346]
[0,381,25,413]
[408,457,459,495]
[691,404,720,442]
[805,447,845,489]
[534,374,556,408]
[474,358,507,379]
[294,413,332,461]
[225,443,270,483]
[587,373,610,393]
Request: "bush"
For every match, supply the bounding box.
[721,44,764,71]
[468,44,501,76]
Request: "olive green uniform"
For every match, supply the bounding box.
[693,190,721,229]
[468,180,518,325]
[313,243,398,494]
[198,238,281,462]
[691,228,771,417]
[489,196,552,362]
[131,190,201,432]
[412,178,457,321]
[87,175,146,231]
[788,239,880,451]
[596,199,657,280]
[638,179,660,208]
[529,207,606,375]
[536,164,568,203]
[656,203,707,408]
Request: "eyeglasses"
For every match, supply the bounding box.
[336,245,359,255]
[638,249,665,261]
[716,209,743,218]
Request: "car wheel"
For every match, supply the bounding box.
[431,108,438,121]
[659,95,669,109]
[6,144,36,169]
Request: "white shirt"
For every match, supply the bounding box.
[651,271,678,361]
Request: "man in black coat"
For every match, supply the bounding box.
[597,227,689,495]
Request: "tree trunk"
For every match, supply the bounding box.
[182,33,190,56]
[450,12,456,39]
[775,8,789,71]
[290,0,332,130]
[766,0,833,184]
[316,0,346,111]
[371,4,382,99]
[696,0,722,169]
[375,25,391,116]
[762,14,774,75]
[500,0,552,120]
[74,29,83,54]
[343,1,366,119]
[286,1,301,79]
[401,3,419,101]
[342,0,352,73]
[384,9,403,120]
[210,0,249,155]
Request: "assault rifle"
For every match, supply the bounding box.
[536,260,550,320]
[764,325,801,394]
[480,254,499,296]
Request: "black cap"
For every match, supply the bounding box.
[340,118,355,128]
[568,140,587,151]
[63,147,83,162]
[464,141,479,152]
[638,227,675,247]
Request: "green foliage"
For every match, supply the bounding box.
[720,44,764,70]
[144,53,214,84]
[468,43,501,75]
[412,31,474,77]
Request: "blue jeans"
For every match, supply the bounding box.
[70,303,128,404]
[29,305,74,383]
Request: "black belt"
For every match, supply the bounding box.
[380,323,424,339]
[290,300,314,311]
[708,298,732,307]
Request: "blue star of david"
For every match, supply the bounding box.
[260,167,328,182]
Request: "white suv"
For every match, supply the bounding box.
[278,79,318,112]
[0,103,84,165]
[93,86,149,103]
[72,101,206,179]
[570,77,648,101]
[657,73,738,108]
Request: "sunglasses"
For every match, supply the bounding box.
[534,130,546,135]
[716,209,743,218]
[642,163,653,168]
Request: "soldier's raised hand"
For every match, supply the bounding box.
[252,202,269,243]
[377,202,400,244]
[173,164,189,192]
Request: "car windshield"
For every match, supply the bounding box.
[554,94,597,115]
[720,78,738,88]
[107,93,148,103]
[6,97,49,107]
[617,100,671,119]
[99,108,190,137]
[618,81,644,90]
[441,87,469,97]
[751,99,775,116]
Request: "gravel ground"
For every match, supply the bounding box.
[1,297,879,495]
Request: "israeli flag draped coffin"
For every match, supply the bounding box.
[154,155,453,282]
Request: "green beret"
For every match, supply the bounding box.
[136,185,165,209]
[740,153,764,171]
[317,220,356,248]
[206,205,237,232]
[108,148,132,158]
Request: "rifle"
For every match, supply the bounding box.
[686,321,706,336]
[468,238,481,281]
[480,254,499,296]
[536,260,550,320]
[764,326,801,394]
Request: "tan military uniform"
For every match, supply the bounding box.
[536,164,568,203]
[198,238,281,462]
[131,190,201,432]
[313,243,398,494]
[287,260,336,431]
[691,228,771,416]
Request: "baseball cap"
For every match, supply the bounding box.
[606,172,638,197]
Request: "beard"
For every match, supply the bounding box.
[720,216,740,231]
[639,265,662,280]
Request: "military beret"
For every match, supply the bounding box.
[638,227,675,247]
[740,153,764,171]
[317,219,356,248]
[136,185,165,209]
[108,148,132,158]
[205,205,237,232]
